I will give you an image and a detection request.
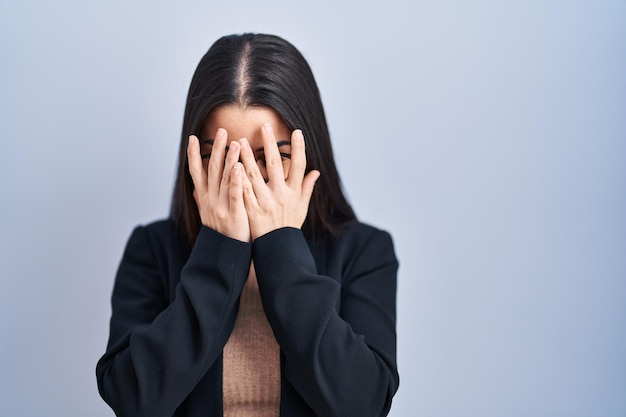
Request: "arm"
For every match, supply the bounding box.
[253,226,399,417]
[96,225,251,417]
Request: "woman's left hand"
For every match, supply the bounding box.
[239,124,320,241]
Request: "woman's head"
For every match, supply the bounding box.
[171,33,355,243]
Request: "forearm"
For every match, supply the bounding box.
[253,227,399,417]
[97,226,252,417]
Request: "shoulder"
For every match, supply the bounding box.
[123,218,188,266]
[139,218,178,237]
[335,221,395,254]
[313,221,397,276]
[322,222,398,291]
[131,218,184,245]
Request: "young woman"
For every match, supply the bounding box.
[96,33,399,417]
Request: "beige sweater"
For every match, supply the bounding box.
[222,265,280,417]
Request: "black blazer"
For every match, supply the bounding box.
[96,219,399,417]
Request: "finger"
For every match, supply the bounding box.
[239,137,269,200]
[187,135,207,194]
[192,188,200,206]
[301,169,320,207]
[240,160,260,211]
[261,123,285,185]
[228,162,244,210]
[219,140,241,201]
[207,128,227,194]
[286,129,307,189]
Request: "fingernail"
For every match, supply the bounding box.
[216,128,226,139]
[263,123,273,133]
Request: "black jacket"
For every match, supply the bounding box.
[96,219,399,416]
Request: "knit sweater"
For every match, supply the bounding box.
[223,265,280,417]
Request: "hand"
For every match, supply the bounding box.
[239,124,320,241]
[187,128,250,242]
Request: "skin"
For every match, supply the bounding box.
[187,104,321,243]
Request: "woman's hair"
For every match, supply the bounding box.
[170,33,356,244]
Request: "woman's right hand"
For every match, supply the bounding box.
[187,128,251,242]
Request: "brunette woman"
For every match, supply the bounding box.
[97,33,399,417]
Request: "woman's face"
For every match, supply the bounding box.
[200,104,293,180]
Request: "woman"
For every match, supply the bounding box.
[96,33,399,417]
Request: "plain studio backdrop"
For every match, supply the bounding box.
[1,0,625,416]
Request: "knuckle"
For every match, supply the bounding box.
[266,155,282,168]
[291,158,305,170]
[211,140,225,151]
[208,162,222,174]
[247,168,263,182]
[242,183,254,196]
[215,209,228,221]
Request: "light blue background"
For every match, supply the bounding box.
[1,1,625,416]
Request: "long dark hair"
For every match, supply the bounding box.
[170,33,356,244]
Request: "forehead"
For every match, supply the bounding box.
[201,104,291,144]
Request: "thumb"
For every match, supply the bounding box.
[301,170,320,207]
[192,188,200,206]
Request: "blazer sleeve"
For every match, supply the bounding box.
[253,226,399,417]
[96,225,252,417]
